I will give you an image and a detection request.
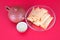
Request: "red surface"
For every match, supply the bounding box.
[0,0,60,40]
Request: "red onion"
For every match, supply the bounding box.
[5,6,26,23]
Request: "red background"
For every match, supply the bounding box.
[0,0,60,40]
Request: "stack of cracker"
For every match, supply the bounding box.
[27,7,53,29]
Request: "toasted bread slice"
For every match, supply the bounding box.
[41,13,50,24]
[33,20,41,26]
[41,16,53,29]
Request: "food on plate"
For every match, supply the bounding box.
[27,7,53,29]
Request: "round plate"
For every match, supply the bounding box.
[25,5,56,32]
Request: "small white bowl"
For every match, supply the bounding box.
[16,22,28,33]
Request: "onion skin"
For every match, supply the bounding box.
[6,6,26,23]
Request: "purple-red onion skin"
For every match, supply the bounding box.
[6,6,26,23]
